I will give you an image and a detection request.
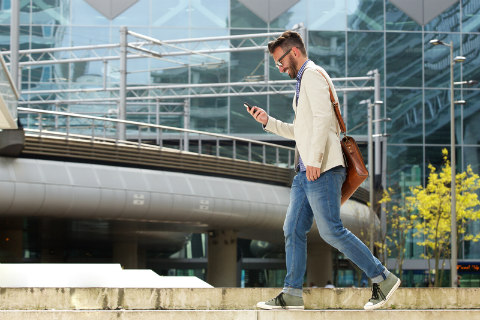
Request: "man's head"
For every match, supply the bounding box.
[268,30,307,79]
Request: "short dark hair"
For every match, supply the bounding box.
[267,30,306,56]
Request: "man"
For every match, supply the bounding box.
[246,30,400,310]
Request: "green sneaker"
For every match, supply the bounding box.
[256,292,304,310]
[364,273,401,310]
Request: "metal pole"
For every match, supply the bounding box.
[10,0,19,91]
[183,99,189,151]
[373,70,385,238]
[118,26,127,141]
[368,100,374,253]
[450,41,457,287]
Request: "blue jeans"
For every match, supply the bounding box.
[282,166,385,297]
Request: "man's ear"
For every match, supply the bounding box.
[292,47,298,57]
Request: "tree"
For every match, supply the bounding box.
[377,187,415,280]
[407,149,480,287]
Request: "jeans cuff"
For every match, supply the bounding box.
[371,268,390,283]
[282,287,303,297]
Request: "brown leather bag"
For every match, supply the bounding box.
[318,71,369,205]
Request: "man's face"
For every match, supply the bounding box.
[272,47,297,79]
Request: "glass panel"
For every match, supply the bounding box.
[462,89,480,148]
[424,2,460,32]
[347,31,384,78]
[229,29,268,83]
[462,34,480,87]
[68,26,110,46]
[270,0,306,30]
[424,89,460,145]
[385,0,421,31]
[229,96,267,134]
[463,0,480,33]
[230,0,267,28]
[71,0,109,26]
[424,33,462,88]
[386,32,422,87]
[344,90,371,137]
[268,93,294,127]
[307,0,346,31]
[347,0,384,31]
[425,146,459,173]
[190,0,229,29]
[191,97,228,133]
[386,88,423,144]
[308,31,346,78]
[152,0,190,27]
[387,145,423,190]
[110,0,149,26]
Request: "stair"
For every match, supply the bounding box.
[0,287,478,319]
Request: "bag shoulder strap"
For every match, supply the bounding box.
[314,69,346,134]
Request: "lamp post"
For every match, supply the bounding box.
[360,99,384,253]
[429,39,466,287]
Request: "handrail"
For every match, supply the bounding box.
[18,107,295,168]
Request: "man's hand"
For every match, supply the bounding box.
[306,165,321,181]
[247,105,268,126]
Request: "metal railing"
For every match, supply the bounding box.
[0,54,19,129]
[18,107,295,168]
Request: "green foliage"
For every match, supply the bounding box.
[377,187,415,280]
[407,149,480,287]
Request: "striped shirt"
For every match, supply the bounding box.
[296,59,310,172]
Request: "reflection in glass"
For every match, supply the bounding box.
[462,90,480,151]
[386,89,422,144]
[385,0,421,31]
[424,89,451,145]
[387,144,423,199]
[347,31,384,78]
[386,32,422,87]
[463,0,480,33]
[270,1,306,30]
[230,96,267,134]
[191,97,228,133]
[424,34,462,88]
[308,0,346,31]
[230,0,267,28]
[308,31,346,78]
[344,91,371,137]
[462,33,480,86]
[424,2,460,32]
[347,0,383,31]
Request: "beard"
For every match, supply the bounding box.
[286,55,298,79]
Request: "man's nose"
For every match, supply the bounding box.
[278,65,286,73]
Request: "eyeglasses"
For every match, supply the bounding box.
[275,48,292,68]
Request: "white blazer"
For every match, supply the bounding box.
[264,61,345,173]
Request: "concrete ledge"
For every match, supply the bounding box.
[0,288,479,310]
[0,310,478,320]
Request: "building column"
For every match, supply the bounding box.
[112,221,138,269]
[207,230,237,287]
[306,240,333,288]
[0,218,23,262]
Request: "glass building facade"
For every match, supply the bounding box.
[1,0,480,287]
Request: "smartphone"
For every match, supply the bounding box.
[244,102,254,111]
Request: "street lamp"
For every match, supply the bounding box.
[360,99,384,253]
[429,39,465,287]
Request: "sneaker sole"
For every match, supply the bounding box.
[363,278,401,310]
[256,302,305,310]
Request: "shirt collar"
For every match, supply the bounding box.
[296,59,310,82]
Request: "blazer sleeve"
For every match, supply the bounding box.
[264,115,295,140]
[302,68,332,167]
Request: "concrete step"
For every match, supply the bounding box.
[0,310,478,320]
[0,287,479,310]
